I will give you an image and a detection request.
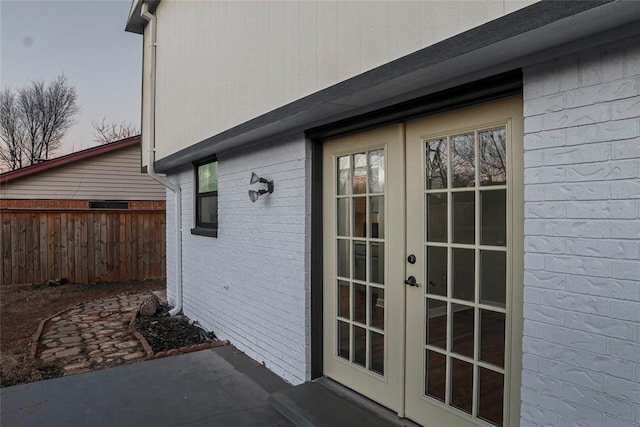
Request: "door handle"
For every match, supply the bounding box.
[404,276,420,287]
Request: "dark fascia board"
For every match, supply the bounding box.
[306,70,523,141]
[154,0,640,173]
[125,0,159,34]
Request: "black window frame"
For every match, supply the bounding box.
[191,157,218,237]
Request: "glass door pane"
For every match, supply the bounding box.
[335,149,387,376]
[423,126,508,426]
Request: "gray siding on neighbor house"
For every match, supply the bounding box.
[521,35,640,427]
[165,135,311,385]
[0,145,166,201]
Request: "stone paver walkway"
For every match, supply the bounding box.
[36,293,154,376]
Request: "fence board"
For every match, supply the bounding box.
[11,214,18,285]
[87,212,95,282]
[39,215,47,284]
[24,215,32,284]
[0,214,3,283]
[125,214,132,280]
[136,214,144,280]
[108,213,116,282]
[143,214,150,279]
[118,214,126,279]
[99,213,107,282]
[24,215,31,282]
[0,210,165,285]
[34,213,40,279]
[73,214,80,283]
[1,214,11,285]
[53,215,63,277]
[48,215,54,280]
[60,213,68,280]
[80,214,88,284]
[18,215,27,284]
[66,214,75,282]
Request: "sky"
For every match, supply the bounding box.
[1,0,142,156]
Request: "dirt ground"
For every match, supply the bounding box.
[0,279,164,387]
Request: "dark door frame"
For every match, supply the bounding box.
[308,70,523,379]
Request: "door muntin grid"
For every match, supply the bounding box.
[335,148,386,377]
[423,126,509,427]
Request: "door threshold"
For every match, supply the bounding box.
[270,377,421,427]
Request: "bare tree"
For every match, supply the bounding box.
[0,90,26,171]
[0,75,78,171]
[479,129,506,185]
[39,76,79,158]
[425,129,508,189]
[92,117,139,144]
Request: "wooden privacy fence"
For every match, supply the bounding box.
[0,210,166,286]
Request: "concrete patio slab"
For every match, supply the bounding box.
[271,378,421,427]
[1,346,293,427]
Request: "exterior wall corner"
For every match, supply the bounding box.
[521,35,640,427]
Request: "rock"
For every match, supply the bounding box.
[64,361,89,372]
[116,340,139,349]
[56,347,81,357]
[44,278,68,287]
[139,294,160,317]
[123,351,145,361]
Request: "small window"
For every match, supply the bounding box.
[193,159,218,236]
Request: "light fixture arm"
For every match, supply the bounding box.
[248,172,275,202]
[263,179,274,194]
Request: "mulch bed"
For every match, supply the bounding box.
[135,304,219,354]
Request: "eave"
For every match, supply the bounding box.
[125,0,159,34]
[146,0,640,173]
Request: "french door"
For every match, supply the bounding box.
[322,124,406,412]
[323,96,523,427]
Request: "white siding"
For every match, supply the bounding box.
[521,35,640,427]
[166,135,311,385]
[0,145,166,201]
[143,0,537,164]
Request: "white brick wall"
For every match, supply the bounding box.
[522,35,640,427]
[165,135,311,385]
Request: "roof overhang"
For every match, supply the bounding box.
[153,0,640,173]
[125,0,159,34]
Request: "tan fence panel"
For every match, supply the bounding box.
[0,210,166,285]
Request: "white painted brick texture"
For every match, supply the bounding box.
[522,35,640,427]
[166,135,311,385]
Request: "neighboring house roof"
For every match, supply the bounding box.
[0,135,165,202]
[0,136,140,184]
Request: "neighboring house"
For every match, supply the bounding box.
[0,136,167,285]
[125,2,639,427]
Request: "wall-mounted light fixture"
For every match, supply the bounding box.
[248,172,274,202]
